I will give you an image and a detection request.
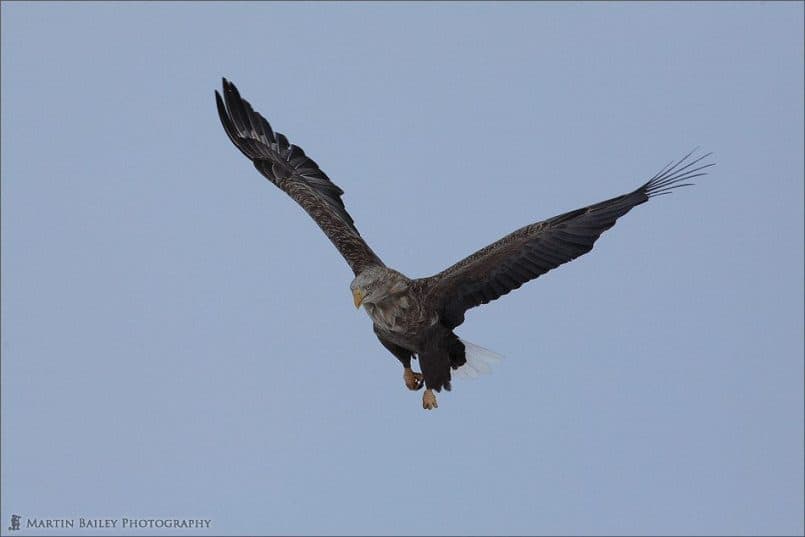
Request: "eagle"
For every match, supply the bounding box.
[215,78,713,410]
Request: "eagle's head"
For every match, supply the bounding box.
[350,266,409,309]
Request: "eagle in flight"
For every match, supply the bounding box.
[215,79,713,410]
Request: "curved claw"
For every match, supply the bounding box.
[403,368,424,391]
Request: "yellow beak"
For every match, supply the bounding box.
[352,288,364,309]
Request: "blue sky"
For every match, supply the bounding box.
[2,2,803,536]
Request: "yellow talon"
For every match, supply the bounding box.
[422,389,438,410]
[403,368,423,391]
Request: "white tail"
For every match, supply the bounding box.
[452,339,503,379]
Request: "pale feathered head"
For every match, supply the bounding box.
[350,266,409,309]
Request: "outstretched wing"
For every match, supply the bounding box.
[426,151,714,328]
[215,78,383,275]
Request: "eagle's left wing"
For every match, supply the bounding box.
[424,151,714,329]
[216,78,383,275]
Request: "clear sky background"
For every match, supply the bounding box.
[2,2,803,536]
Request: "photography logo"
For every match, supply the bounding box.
[4,514,211,531]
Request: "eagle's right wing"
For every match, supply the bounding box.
[424,151,714,328]
[216,78,384,275]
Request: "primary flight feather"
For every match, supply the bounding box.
[215,78,714,410]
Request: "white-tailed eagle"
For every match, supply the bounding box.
[215,78,714,410]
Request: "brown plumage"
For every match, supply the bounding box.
[215,78,714,410]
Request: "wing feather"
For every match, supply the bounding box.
[426,151,714,328]
[215,78,383,275]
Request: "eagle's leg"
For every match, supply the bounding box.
[375,330,423,391]
[422,389,438,410]
[418,347,451,410]
[403,368,424,391]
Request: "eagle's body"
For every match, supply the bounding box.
[215,79,714,410]
[359,269,466,396]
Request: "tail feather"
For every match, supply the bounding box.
[452,339,503,379]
